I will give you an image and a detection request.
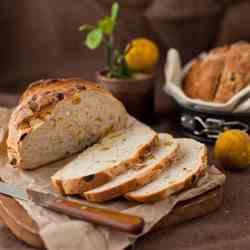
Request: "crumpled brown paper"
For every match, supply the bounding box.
[0,108,225,250]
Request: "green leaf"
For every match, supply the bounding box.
[109,62,132,79]
[98,17,114,35]
[85,28,103,49]
[78,24,93,32]
[111,2,119,21]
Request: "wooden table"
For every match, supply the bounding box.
[0,95,250,250]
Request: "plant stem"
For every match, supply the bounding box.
[106,35,113,72]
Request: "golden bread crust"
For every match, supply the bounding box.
[7,78,116,168]
[184,42,250,103]
[125,146,207,203]
[83,144,178,202]
[51,134,159,195]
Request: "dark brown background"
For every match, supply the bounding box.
[1,0,250,111]
[1,1,250,250]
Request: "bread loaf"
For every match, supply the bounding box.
[7,78,128,169]
[184,42,250,103]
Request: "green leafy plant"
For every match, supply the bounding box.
[79,2,131,79]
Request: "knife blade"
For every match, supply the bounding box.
[0,182,144,234]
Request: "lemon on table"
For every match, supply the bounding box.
[214,129,250,170]
[124,38,160,72]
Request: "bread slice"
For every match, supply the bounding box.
[83,134,178,202]
[7,78,128,169]
[125,138,207,203]
[51,119,158,195]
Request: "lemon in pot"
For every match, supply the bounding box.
[125,38,159,72]
[214,129,250,170]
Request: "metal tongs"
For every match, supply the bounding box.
[181,114,249,139]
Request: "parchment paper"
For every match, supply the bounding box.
[0,108,225,250]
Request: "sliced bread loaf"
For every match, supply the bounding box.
[51,119,158,195]
[125,138,207,203]
[7,79,128,169]
[83,133,178,202]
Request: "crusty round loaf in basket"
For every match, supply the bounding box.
[7,78,128,170]
[184,41,250,103]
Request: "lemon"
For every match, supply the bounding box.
[214,129,250,170]
[125,38,160,72]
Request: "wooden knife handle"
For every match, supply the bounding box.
[46,198,144,234]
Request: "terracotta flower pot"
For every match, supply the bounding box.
[96,71,155,123]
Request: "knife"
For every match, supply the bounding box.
[0,182,144,234]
